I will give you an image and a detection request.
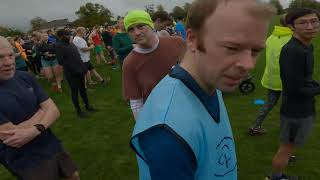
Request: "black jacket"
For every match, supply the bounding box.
[55,41,87,76]
[280,37,320,118]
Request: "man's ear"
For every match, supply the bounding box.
[186,29,198,53]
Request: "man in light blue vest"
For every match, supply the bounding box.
[130,0,275,179]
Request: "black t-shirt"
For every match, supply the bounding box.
[101,31,113,46]
[280,37,320,118]
[55,41,88,76]
[0,71,61,171]
[38,42,56,61]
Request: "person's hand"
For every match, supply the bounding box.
[1,127,40,148]
[89,45,95,49]
[0,131,14,141]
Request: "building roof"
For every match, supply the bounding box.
[38,19,71,30]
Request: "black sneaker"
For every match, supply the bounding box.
[85,105,98,112]
[77,111,89,118]
[265,174,292,180]
[248,126,266,136]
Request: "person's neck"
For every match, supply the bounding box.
[137,34,158,49]
[293,34,312,46]
[179,51,215,95]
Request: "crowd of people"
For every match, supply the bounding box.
[0,0,320,179]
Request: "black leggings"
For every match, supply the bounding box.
[65,73,89,112]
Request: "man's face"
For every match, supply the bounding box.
[191,1,268,92]
[292,13,320,41]
[118,19,125,31]
[79,29,86,37]
[128,24,154,46]
[154,19,166,31]
[42,33,48,42]
[0,47,15,81]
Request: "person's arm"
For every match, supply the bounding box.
[0,74,60,148]
[74,38,94,52]
[138,126,197,180]
[130,99,143,120]
[280,48,320,97]
[80,45,94,52]
[0,110,44,140]
[300,80,320,96]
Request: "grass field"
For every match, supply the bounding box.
[1,17,320,180]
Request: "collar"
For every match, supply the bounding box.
[133,35,159,54]
[169,65,220,123]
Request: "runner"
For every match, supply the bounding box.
[122,10,186,120]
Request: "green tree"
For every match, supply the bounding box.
[30,17,47,31]
[270,0,283,14]
[145,4,155,16]
[0,26,23,37]
[156,4,165,12]
[289,0,320,10]
[183,3,191,16]
[170,6,186,21]
[75,3,113,28]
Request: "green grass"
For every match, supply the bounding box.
[1,16,320,179]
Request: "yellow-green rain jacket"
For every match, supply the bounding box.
[261,26,292,91]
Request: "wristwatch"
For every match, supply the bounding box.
[34,124,46,134]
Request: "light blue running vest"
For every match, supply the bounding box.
[131,75,237,180]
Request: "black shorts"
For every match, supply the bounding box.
[15,150,78,180]
[280,115,315,147]
[84,61,94,71]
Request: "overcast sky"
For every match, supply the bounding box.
[1,0,291,31]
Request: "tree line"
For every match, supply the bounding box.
[2,0,320,37]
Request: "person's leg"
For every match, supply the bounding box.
[42,61,54,80]
[78,75,96,112]
[57,150,79,180]
[270,144,294,179]
[14,155,60,180]
[95,46,101,64]
[65,74,82,114]
[91,69,104,82]
[78,75,89,106]
[52,61,63,92]
[65,172,80,180]
[28,57,37,75]
[249,89,281,134]
[98,52,107,64]
[85,62,97,85]
[85,71,94,85]
[36,57,43,76]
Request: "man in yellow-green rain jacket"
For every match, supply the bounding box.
[249,15,292,135]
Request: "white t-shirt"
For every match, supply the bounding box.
[72,36,90,63]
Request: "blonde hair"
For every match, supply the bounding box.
[76,27,86,33]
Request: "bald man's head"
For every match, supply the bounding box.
[0,36,12,49]
[0,36,16,81]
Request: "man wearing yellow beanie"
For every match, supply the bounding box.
[122,10,186,120]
